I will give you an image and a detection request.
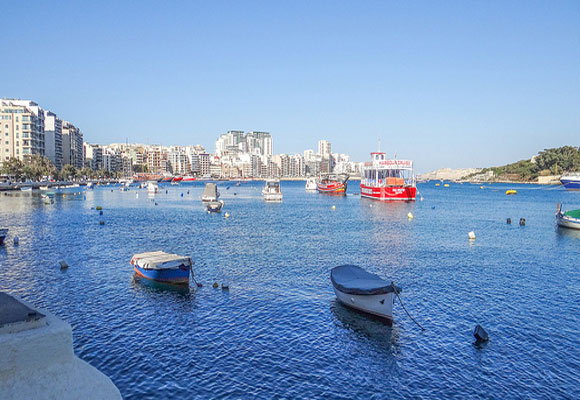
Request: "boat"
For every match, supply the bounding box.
[20,186,33,192]
[133,173,162,182]
[147,181,159,194]
[131,251,193,284]
[560,173,580,189]
[202,183,220,203]
[182,176,196,182]
[86,182,94,189]
[0,228,7,245]
[556,203,580,230]
[506,189,517,195]
[160,176,173,183]
[317,173,348,195]
[305,177,317,192]
[360,151,416,201]
[206,200,224,213]
[39,185,49,190]
[330,265,401,323]
[262,179,283,202]
[172,177,183,183]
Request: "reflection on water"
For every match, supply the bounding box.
[131,275,192,296]
[556,226,580,240]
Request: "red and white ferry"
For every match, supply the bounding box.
[317,173,349,195]
[360,152,416,201]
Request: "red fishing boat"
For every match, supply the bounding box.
[182,176,196,182]
[360,151,416,201]
[317,173,349,195]
[172,176,183,182]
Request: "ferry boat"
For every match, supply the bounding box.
[131,251,192,284]
[317,174,348,195]
[305,177,317,192]
[0,228,7,245]
[262,179,283,202]
[560,173,580,189]
[331,265,401,324]
[556,203,580,230]
[360,151,416,201]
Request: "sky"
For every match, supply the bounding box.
[1,0,579,173]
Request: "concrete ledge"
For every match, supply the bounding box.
[0,293,121,400]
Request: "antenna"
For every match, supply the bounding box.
[378,137,381,152]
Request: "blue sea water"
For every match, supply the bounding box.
[1,181,579,399]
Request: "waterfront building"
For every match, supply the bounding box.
[0,99,45,166]
[199,153,210,176]
[44,111,63,170]
[146,146,169,174]
[318,140,331,158]
[168,146,190,175]
[62,121,84,169]
[84,143,103,170]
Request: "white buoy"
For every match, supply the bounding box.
[408,212,414,219]
[468,231,476,240]
[225,212,230,218]
[332,205,336,210]
[136,193,139,198]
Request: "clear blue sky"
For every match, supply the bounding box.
[2,0,579,172]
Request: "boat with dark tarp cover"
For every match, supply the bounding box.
[331,265,401,323]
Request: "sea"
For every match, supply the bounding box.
[1,181,579,399]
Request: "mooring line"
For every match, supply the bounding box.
[391,282,425,331]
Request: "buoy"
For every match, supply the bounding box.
[136,193,139,198]
[332,205,336,210]
[506,190,517,195]
[96,206,102,211]
[473,324,489,343]
[59,260,69,270]
[468,231,476,240]
[99,210,103,215]
[480,186,484,189]
[224,212,230,218]
[181,193,183,197]
[408,212,414,219]
[212,282,219,288]
[63,194,66,198]
[222,277,230,289]
[187,191,189,195]
[507,218,511,224]
[165,190,168,194]
[435,183,440,187]
[155,202,158,206]
[83,196,86,200]
[519,218,526,226]
[444,184,450,187]
[431,206,435,209]
[13,236,19,245]
[99,221,105,225]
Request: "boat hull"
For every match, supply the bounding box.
[360,184,416,201]
[560,179,580,189]
[0,229,7,245]
[317,182,347,194]
[556,212,580,230]
[134,265,190,284]
[333,287,395,323]
[263,192,283,202]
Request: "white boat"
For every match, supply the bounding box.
[556,204,580,230]
[560,173,580,189]
[147,181,159,194]
[202,183,220,203]
[305,177,317,192]
[20,187,33,192]
[39,185,50,190]
[262,179,283,202]
[86,182,94,189]
[206,200,224,213]
[0,228,7,245]
[331,265,401,323]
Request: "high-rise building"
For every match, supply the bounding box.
[0,99,45,167]
[84,143,103,170]
[62,121,84,169]
[44,111,63,170]
[318,140,331,158]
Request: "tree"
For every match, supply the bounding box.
[1,157,25,181]
[60,164,77,181]
[22,155,57,181]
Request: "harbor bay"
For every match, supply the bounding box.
[1,181,579,399]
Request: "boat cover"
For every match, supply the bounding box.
[202,183,218,201]
[331,265,401,295]
[131,251,192,270]
[564,209,580,219]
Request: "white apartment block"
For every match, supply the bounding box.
[44,110,63,170]
[62,121,84,169]
[0,99,45,167]
[318,140,331,158]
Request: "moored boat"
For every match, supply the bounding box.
[556,204,580,230]
[160,176,173,183]
[147,181,159,194]
[262,179,283,202]
[305,177,317,192]
[202,183,219,203]
[206,200,224,213]
[0,228,7,245]
[560,173,580,190]
[131,251,193,284]
[360,151,416,201]
[331,265,401,323]
[182,176,196,182]
[317,173,348,195]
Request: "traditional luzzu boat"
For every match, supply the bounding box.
[0,228,8,245]
[131,251,193,284]
[560,173,580,190]
[331,265,401,323]
[360,150,416,201]
[317,173,349,195]
[556,204,580,230]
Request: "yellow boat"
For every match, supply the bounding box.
[506,190,517,195]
